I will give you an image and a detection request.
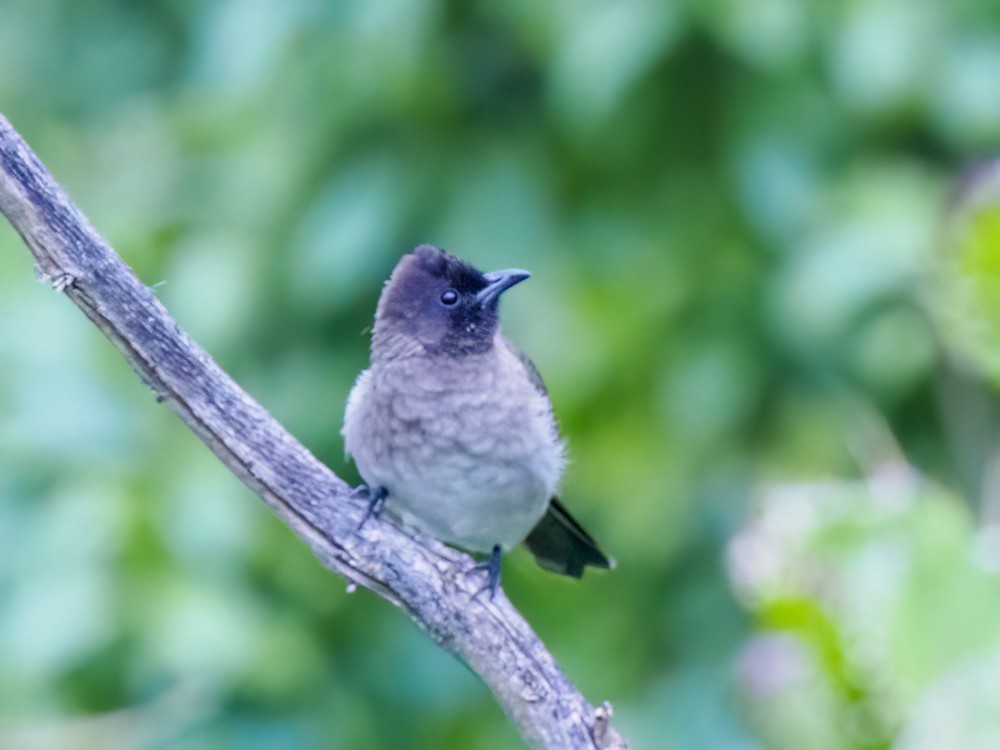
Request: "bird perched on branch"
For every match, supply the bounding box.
[342,244,611,597]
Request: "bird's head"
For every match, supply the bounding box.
[372,244,530,359]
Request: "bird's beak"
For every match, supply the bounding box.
[476,268,531,306]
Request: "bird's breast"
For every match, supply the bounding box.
[379,354,559,474]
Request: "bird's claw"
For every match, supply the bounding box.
[468,544,502,601]
[353,485,388,530]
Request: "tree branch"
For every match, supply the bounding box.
[0,114,627,750]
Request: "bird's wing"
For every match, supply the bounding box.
[503,340,612,577]
[503,338,549,397]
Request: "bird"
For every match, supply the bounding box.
[342,244,611,596]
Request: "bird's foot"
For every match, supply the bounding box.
[469,544,502,601]
[352,485,388,530]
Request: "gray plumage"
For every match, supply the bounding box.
[342,244,610,578]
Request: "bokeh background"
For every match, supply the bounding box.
[3,1,1000,748]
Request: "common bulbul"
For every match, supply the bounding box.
[342,245,611,595]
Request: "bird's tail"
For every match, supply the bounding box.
[524,498,613,578]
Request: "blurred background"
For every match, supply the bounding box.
[3,1,1000,748]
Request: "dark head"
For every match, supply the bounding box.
[372,245,530,359]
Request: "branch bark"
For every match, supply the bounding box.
[0,114,627,750]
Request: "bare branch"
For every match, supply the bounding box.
[0,114,627,750]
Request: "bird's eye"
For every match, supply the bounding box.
[440,289,459,306]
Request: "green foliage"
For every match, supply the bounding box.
[732,477,1000,748]
[936,170,1000,382]
[2,0,1000,747]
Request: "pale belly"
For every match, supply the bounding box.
[342,355,565,552]
[387,454,551,553]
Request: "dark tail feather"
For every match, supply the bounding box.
[524,498,613,578]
